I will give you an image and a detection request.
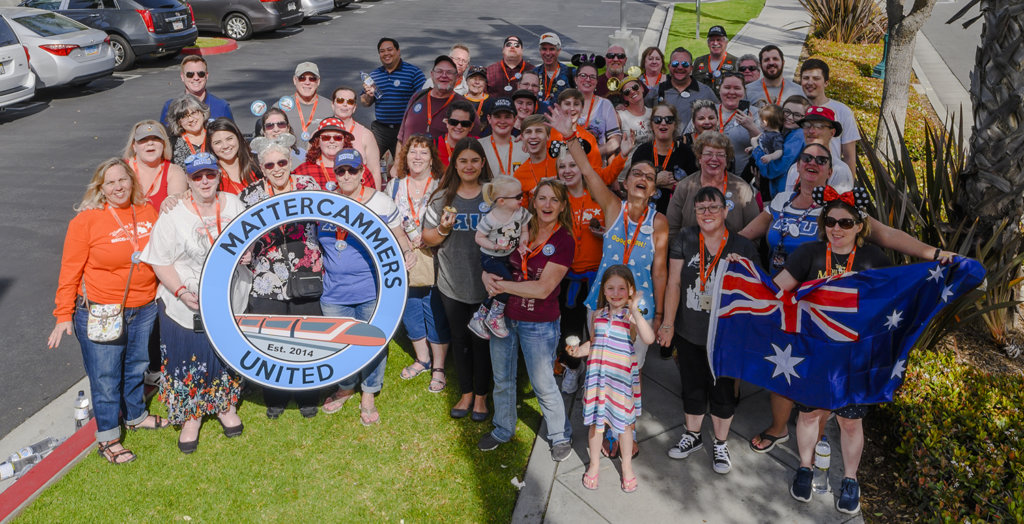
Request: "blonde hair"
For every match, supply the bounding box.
[76,158,145,211]
[481,175,522,205]
[527,179,573,238]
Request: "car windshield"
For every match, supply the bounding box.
[133,0,183,8]
[0,18,17,46]
[13,12,88,36]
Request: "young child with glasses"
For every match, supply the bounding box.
[468,176,531,339]
[749,104,786,162]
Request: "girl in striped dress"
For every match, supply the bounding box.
[569,265,656,493]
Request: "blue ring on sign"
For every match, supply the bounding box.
[199,191,407,391]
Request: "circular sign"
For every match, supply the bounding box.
[250,100,267,117]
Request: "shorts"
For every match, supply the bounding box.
[795,402,868,420]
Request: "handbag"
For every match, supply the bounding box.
[407,246,435,288]
[281,240,323,299]
[85,261,135,343]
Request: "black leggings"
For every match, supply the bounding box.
[440,293,492,396]
[675,335,736,419]
[557,276,591,369]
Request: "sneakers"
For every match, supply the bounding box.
[467,305,491,340]
[667,430,703,459]
[485,301,509,338]
[790,467,813,502]
[560,365,580,394]
[478,432,504,452]
[836,477,861,514]
[712,440,732,474]
[550,440,572,462]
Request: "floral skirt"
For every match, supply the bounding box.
[158,303,242,424]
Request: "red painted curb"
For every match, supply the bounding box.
[182,39,238,56]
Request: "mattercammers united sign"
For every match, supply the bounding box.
[200,191,407,391]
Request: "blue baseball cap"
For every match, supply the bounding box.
[184,152,219,175]
[334,149,363,170]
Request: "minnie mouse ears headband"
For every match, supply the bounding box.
[571,53,606,70]
[812,185,871,215]
[250,133,297,156]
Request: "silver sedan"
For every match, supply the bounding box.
[2,6,114,89]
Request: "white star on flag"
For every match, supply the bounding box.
[927,265,946,283]
[891,359,907,380]
[940,285,954,303]
[884,309,903,330]
[764,343,804,385]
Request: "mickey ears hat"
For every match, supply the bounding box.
[798,106,843,137]
[812,185,871,214]
[571,53,606,70]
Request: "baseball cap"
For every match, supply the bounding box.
[294,61,319,78]
[433,55,457,70]
[511,89,537,103]
[466,65,487,80]
[134,122,167,142]
[184,152,219,175]
[707,25,728,38]
[489,97,514,115]
[503,35,523,47]
[334,149,363,170]
[798,106,843,137]
[539,32,561,48]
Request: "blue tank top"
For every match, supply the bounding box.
[584,202,657,321]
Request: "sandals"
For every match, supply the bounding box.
[97,438,136,464]
[620,475,638,493]
[128,414,170,431]
[401,359,430,380]
[322,389,354,414]
[428,368,446,393]
[749,431,790,453]
[359,405,380,426]
[582,471,599,490]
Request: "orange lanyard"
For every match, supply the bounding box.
[490,136,513,175]
[653,140,674,171]
[264,176,293,196]
[582,98,597,129]
[718,106,738,132]
[131,159,168,198]
[441,137,454,161]
[825,243,857,277]
[405,178,429,226]
[543,68,557,99]
[336,185,366,242]
[107,204,140,256]
[184,133,205,155]
[699,230,728,292]
[621,203,649,262]
[503,61,525,88]
[295,94,318,134]
[645,72,662,87]
[339,118,355,134]
[319,159,338,188]
[189,195,222,246]
[426,90,455,126]
[520,225,560,275]
[761,79,784,105]
[218,163,249,194]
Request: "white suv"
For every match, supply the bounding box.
[0,15,35,109]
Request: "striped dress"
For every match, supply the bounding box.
[582,308,641,435]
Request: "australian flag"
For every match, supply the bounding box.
[707,256,985,410]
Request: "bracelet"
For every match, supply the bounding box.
[174,285,187,298]
[932,247,941,261]
[437,226,450,237]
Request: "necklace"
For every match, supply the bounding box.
[825,242,857,277]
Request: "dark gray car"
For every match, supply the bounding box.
[19,0,197,71]
[186,0,303,41]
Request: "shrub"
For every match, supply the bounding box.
[798,0,886,44]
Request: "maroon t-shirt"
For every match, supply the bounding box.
[396,89,467,143]
[507,226,575,322]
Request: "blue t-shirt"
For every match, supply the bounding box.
[160,91,233,127]
[766,191,821,274]
[369,60,427,125]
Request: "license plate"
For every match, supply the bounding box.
[287,2,295,10]
[172,20,184,30]
[84,44,99,56]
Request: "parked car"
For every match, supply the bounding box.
[0,15,36,108]
[333,0,352,7]
[18,0,197,71]
[2,7,114,88]
[299,0,332,18]
[186,0,303,41]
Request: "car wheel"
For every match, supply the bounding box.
[223,13,253,41]
[109,34,135,71]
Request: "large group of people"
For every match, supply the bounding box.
[48,27,956,516]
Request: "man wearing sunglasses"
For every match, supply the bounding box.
[644,47,719,131]
[277,62,335,149]
[532,32,573,106]
[361,37,427,159]
[159,56,233,127]
[782,106,854,192]
[397,55,468,147]
[745,45,803,110]
[486,35,534,97]
[595,45,628,97]
[692,26,739,94]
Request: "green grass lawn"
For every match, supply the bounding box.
[665,0,766,58]
[15,338,542,522]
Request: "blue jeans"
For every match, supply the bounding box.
[489,318,570,445]
[73,300,158,441]
[321,299,385,393]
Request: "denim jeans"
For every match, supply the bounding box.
[321,299,385,393]
[73,300,158,441]
[489,318,570,445]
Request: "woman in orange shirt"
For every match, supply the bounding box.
[48,158,168,465]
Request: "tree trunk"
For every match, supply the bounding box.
[874,0,938,158]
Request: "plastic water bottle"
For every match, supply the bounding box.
[402,217,421,246]
[73,390,91,430]
[9,437,63,462]
[812,435,831,494]
[0,454,42,481]
[360,72,381,99]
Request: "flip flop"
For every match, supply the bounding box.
[359,405,380,426]
[749,431,790,453]
[322,389,354,414]
[400,359,430,380]
[620,475,638,493]
[582,471,599,490]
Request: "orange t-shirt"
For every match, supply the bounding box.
[550,126,626,185]
[567,190,605,273]
[53,203,159,322]
[514,156,558,206]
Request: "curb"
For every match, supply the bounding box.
[911,30,973,142]
[182,38,239,57]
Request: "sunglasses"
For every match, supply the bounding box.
[188,171,218,181]
[695,204,724,214]
[334,97,356,105]
[799,153,831,165]
[184,71,207,79]
[652,115,675,125]
[496,193,524,201]
[297,74,318,82]
[623,83,641,94]
[263,159,289,170]
[319,134,346,143]
[264,121,288,130]
[335,166,362,175]
[824,216,859,229]
[670,60,691,68]
[448,117,473,128]
[605,53,626,60]
[738,66,759,72]
[504,41,522,48]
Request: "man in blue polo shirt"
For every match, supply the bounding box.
[360,37,426,158]
[159,56,233,126]
[532,32,573,106]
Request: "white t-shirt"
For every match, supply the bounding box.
[481,135,529,177]
[783,156,854,192]
[617,107,653,145]
[825,99,860,160]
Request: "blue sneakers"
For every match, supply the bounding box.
[790,467,813,502]
[836,477,861,514]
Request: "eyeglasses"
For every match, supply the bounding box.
[738,66,759,72]
[263,159,289,170]
[319,134,346,143]
[701,152,727,159]
[824,216,858,229]
[504,41,522,48]
[783,109,804,119]
[297,74,318,82]
[188,171,218,181]
[605,53,626,60]
[335,166,362,176]
[496,193,524,201]
[652,115,675,125]
[576,73,597,80]
[264,121,288,130]
[334,97,356,105]
[670,60,691,68]
[448,117,473,128]
[695,204,724,214]
[803,122,833,131]
[180,110,202,121]
[184,71,207,79]
[623,83,641,94]
[434,69,456,78]
[799,153,831,165]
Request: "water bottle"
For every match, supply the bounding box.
[402,217,421,246]
[74,390,91,430]
[360,72,382,100]
[9,437,63,462]
[812,435,831,494]
[0,453,42,481]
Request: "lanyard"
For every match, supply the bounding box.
[131,159,168,198]
[319,159,338,188]
[718,106,738,132]
[825,243,857,277]
[761,79,785,106]
[264,176,293,197]
[295,93,318,134]
[699,230,728,292]
[543,68,558,99]
[502,61,525,88]
[581,98,597,129]
[405,178,429,226]
[645,72,662,87]
[218,163,249,194]
[426,90,455,126]
[184,133,205,155]
[622,202,649,262]
[520,225,560,275]
[490,136,513,176]
[441,136,454,161]
[107,204,140,255]
[189,194,222,246]
[653,140,674,171]
[336,185,366,242]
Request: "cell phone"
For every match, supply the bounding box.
[738,100,750,112]
[193,313,205,334]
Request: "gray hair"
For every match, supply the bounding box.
[739,54,760,67]
[257,143,292,169]
[167,94,210,136]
